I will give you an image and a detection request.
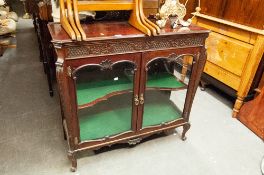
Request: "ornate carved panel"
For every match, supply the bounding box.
[66,35,206,58]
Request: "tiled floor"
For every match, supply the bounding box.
[0,18,263,175]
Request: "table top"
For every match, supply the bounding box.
[48,21,210,43]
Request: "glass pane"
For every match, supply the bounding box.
[142,56,194,128]
[75,62,135,141]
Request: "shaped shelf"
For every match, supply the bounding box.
[78,96,182,141]
[147,72,187,90]
[76,72,186,109]
[77,77,133,109]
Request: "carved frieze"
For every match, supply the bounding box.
[99,59,113,70]
[66,35,205,58]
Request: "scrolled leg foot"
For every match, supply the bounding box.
[181,123,191,141]
[70,167,77,172]
[68,152,77,172]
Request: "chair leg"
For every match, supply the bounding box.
[181,123,191,141]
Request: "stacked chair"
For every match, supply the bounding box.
[59,0,161,41]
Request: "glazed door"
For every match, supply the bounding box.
[138,50,197,131]
[69,54,141,144]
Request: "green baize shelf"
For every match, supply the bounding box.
[76,72,185,106]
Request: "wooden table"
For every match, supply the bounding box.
[48,21,209,171]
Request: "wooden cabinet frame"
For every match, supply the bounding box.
[49,22,209,171]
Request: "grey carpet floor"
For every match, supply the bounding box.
[0,18,263,175]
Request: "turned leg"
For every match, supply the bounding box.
[46,57,54,97]
[232,96,244,118]
[68,152,77,172]
[181,123,191,141]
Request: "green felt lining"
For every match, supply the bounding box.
[147,72,185,88]
[77,78,133,106]
[79,106,132,141]
[142,90,183,127]
[142,100,182,127]
[76,72,185,106]
[77,72,184,141]
[78,99,182,141]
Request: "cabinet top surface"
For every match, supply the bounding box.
[48,21,209,44]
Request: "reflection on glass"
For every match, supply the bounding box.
[143,56,193,128]
[75,62,135,141]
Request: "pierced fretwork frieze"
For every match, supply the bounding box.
[66,35,205,58]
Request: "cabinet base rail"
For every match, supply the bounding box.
[63,121,191,172]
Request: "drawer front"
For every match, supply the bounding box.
[206,32,253,77]
[204,61,241,90]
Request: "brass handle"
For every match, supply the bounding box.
[134,95,139,106]
[139,93,144,105]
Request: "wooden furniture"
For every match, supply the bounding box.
[26,0,40,32]
[59,0,160,41]
[37,2,55,96]
[238,85,264,140]
[238,71,264,140]
[193,13,264,117]
[48,21,209,171]
[198,0,264,30]
[26,0,56,96]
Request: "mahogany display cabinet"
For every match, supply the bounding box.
[48,21,209,171]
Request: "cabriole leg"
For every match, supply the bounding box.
[181,123,191,141]
[68,152,77,172]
